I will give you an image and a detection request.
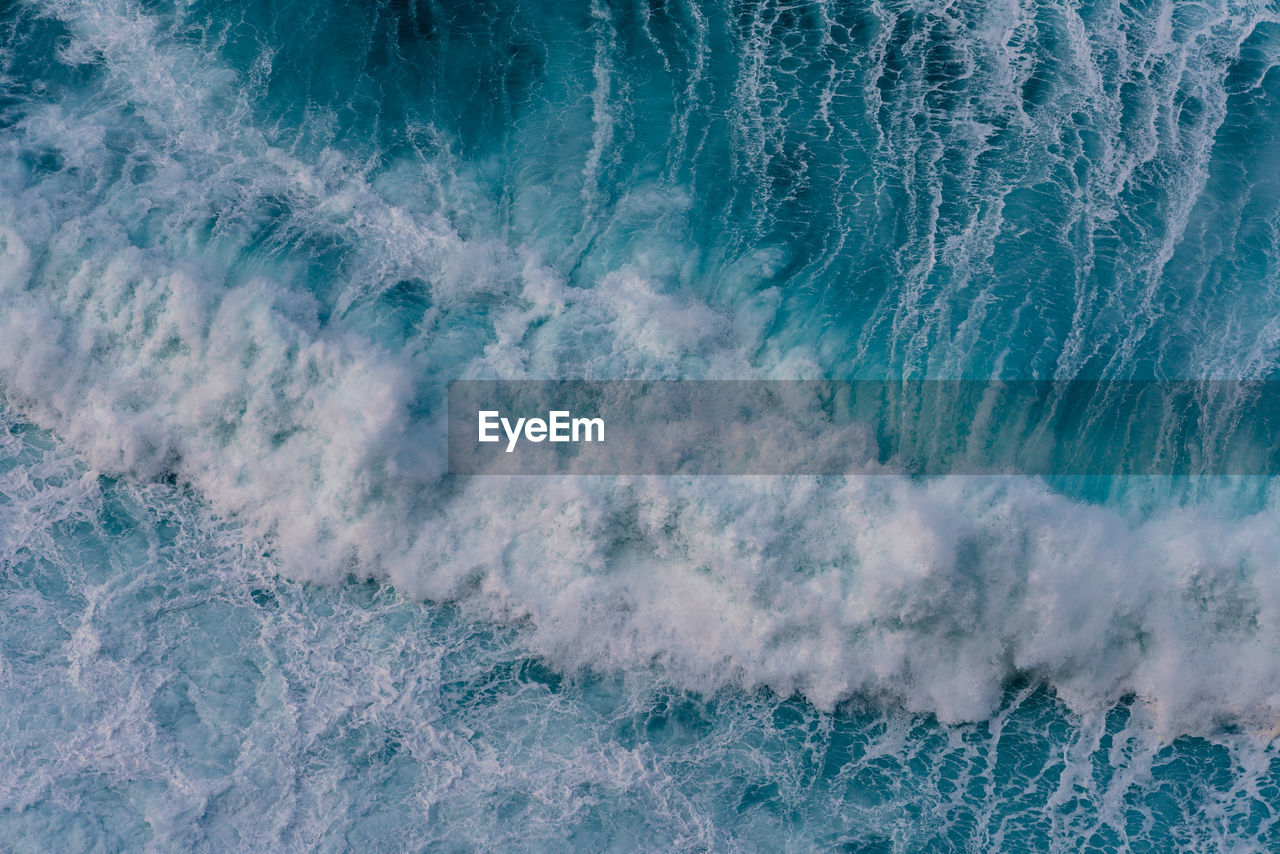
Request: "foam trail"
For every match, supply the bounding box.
[5,10,1280,851]
[6,413,1280,850]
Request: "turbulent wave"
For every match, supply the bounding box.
[5,0,1280,847]
[6,417,1280,850]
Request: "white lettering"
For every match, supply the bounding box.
[480,410,603,452]
[572,416,604,443]
[502,416,525,453]
[548,410,570,441]
[478,411,500,442]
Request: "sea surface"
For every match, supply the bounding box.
[4,0,1280,849]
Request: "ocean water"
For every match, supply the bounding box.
[4,0,1280,849]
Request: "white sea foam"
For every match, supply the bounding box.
[5,0,1280,737]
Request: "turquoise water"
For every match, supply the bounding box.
[4,0,1280,849]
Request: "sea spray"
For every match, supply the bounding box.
[5,0,1280,848]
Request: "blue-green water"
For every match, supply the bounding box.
[4,0,1280,849]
